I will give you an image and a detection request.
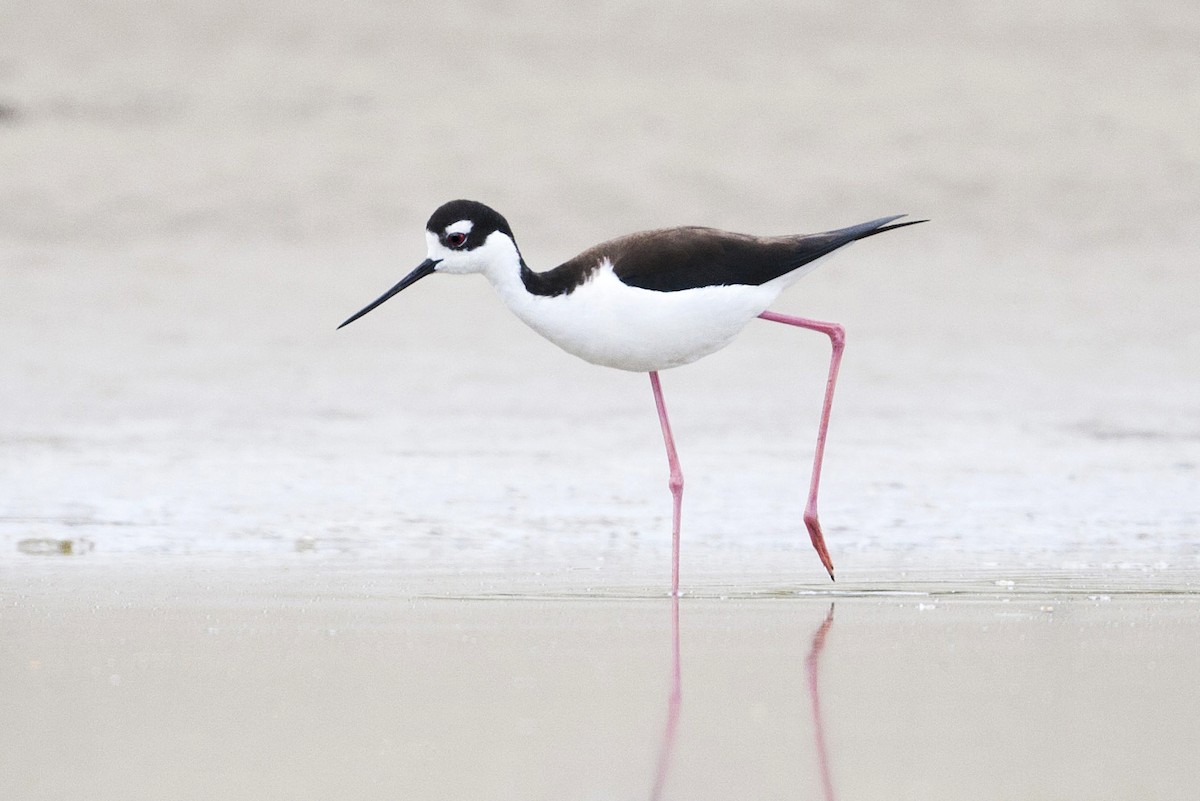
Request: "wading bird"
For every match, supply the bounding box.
[340,200,923,594]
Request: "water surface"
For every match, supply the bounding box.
[4,565,1198,800]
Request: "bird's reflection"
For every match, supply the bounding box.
[649,599,837,800]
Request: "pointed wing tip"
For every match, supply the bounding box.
[836,214,928,243]
[878,214,929,226]
[867,216,929,236]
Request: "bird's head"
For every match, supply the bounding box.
[338,199,520,329]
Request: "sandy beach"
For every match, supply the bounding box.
[2,1,1198,797]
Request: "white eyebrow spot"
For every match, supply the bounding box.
[446,220,474,236]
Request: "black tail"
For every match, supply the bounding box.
[781,214,927,273]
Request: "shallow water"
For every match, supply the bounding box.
[4,565,1198,801]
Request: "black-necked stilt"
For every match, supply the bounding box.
[340,199,924,593]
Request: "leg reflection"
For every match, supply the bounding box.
[806,603,837,801]
[649,594,682,801]
[647,600,835,800]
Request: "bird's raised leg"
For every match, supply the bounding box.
[758,310,844,581]
[649,371,684,597]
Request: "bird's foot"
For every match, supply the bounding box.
[804,512,836,582]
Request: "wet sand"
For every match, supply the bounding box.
[3,0,1199,797]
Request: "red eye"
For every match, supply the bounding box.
[446,232,467,248]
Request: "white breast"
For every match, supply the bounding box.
[488,259,781,372]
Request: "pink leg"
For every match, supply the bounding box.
[758,310,844,581]
[649,371,683,597]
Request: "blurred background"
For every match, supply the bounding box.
[2,0,1197,581]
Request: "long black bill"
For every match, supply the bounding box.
[337,258,440,329]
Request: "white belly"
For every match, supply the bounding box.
[492,266,781,372]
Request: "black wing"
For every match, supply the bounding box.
[612,215,922,293]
